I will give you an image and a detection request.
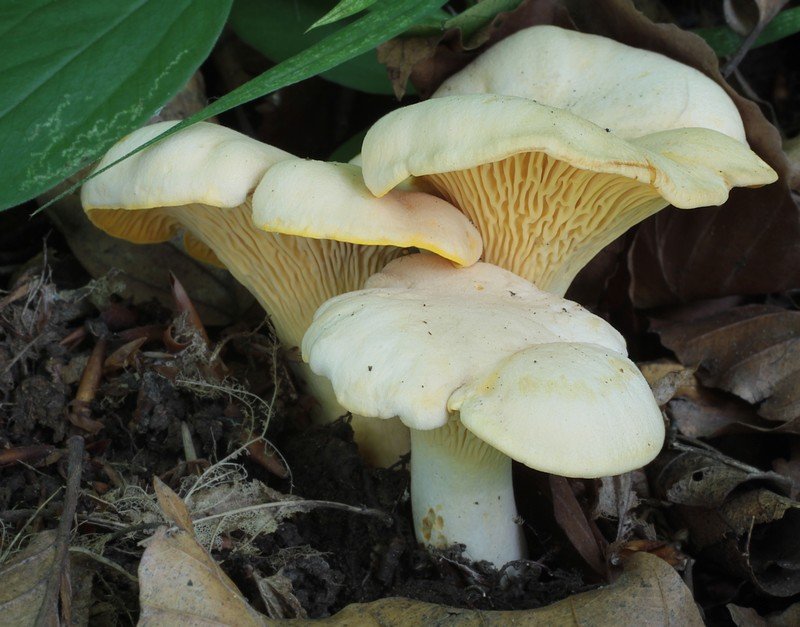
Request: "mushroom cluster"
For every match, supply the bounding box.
[81,121,481,466]
[82,25,777,566]
[293,26,777,563]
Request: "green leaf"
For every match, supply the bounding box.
[0,0,232,212]
[44,0,446,210]
[308,0,379,30]
[694,6,800,57]
[231,0,401,94]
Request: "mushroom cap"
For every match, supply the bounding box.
[361,94,776,206]
[304,254,624,431]
[81,121,292,246]
[252,160,483,267]
[448,343,663,477]
[434,25,746,142]
[82,121,291,212]
[303,254,663,474]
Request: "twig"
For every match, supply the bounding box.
[0,489,63,562]
[68,339,106,434]
[68,546,139,584]
[723,2,789,77]
[0,502,62,523]
[183,499,393,529]
[0,332,44,375]
[35,436,84,626]
[672,437,765,475]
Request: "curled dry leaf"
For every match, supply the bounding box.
[653,449,800,596]
[138,528,268,627]
[0,533,96,626]
[549,475,607,576]
[728,601,800,626]
[640,359,790,438]
[316,552,703,625]
[153,476,195,535]
[651,305,800,431]
[0,531,59,626]
[250,569,307,620]
[570,0,800,306]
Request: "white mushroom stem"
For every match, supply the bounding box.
[410,420,526,566]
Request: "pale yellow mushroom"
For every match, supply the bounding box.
[81,122,482,466]
[303,254,664,565]
[360,26,777,296]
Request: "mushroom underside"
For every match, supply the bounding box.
[425,151,666,295]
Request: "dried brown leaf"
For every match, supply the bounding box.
[567,0,800,306]
[729,601,800,626]
[640,360,696,406]
[377,35,441,100]
[654,450,791,508]
[251,569,307,620]
[385,0,572,99]
[653,450,800,596]
[0,531,59,626]
[652,305,800,428]
[316,552,703,625]
[153,476,194,534]
[0,527,91,626]
[549,475,607,576]
[138,528,268,626]
[667,384,779,437]
[640,358,792,437]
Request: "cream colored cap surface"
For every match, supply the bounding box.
[81,121,291,212]
[434,25,745,142]
[303,254,626,430]
[449,343,664,477]
[252,160,483,267]
[361,94,776,203]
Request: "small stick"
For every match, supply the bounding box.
[35,436,84,626]
[185,499,393,529]
[68,339,107,434]
[0,445,56,467]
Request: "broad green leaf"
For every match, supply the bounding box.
[309,0,379,30]
[694,6,800,57]
[0,0,232,212]
[44,0,446,209]
[230,0,400,94]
